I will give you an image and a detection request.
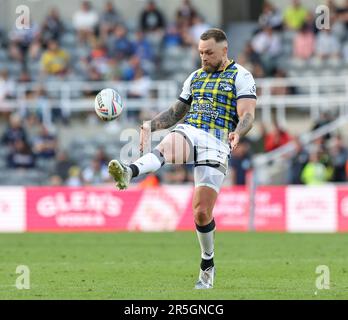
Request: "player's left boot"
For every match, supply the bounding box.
[194,266,215,289]
[108,159,132,190]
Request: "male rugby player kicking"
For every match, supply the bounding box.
[108,28,256,289]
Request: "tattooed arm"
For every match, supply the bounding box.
[149,100,190,132]
[229,98,256,150]
[140,100,191,152]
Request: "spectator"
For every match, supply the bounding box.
[229,139,252,185]
[176,0,197,27]
[41,8,64,42]
[336,0,348,35]
[82,158,109,185]
[99,1,123,38]
[89,39,109,78]
[8,20,40,55]
[29,86,52,125]
[163,25,183,49]
[66,166,83,186]
[7,139,35,169]
[1,113,28,147]
[127,67,152,120]
[72,1,99,40]
[261,121,292,152]
[54,151,75,183]
[17,70,32,82]
[134,31,154,63]
[140,1,166,33]
[49,175,63,186]
[308,136,332,172]
[251,25,282,74]
[127,68,151,98]
[330,136,348,182]
[258,1,283,30]
[0,70,15,101]
[139,173,161,187]
[312,112,333,141]
[189,15,211,44]
[104,57,122,81]
[121,55,141,81]
[8,40,24,62]
[238,41,262,68]
[287,137,309,184]
[32,124,58,159]
[108,25,135,60]
[301,151,329,185]
[94,147,109,167]
[315,29,341,60]
[293,23,315,60]
[40,39,70,75]
[283,0,309,30]
[27,38,43,62]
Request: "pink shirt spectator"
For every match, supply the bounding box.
[293,30,315,59]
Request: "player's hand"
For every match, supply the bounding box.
[140,121,151,155]
[228,132,240,151]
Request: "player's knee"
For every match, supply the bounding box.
[155,142,172,162]
[193,204,210,225]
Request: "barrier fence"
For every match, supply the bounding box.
[1,185,347,233]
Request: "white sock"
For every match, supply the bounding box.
[131,150,165,177]
[196,219,215,260]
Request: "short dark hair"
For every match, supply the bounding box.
[200,28,227,43]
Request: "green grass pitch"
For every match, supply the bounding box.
[0,232,347,299]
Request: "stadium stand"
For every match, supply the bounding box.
[0,0,348,187]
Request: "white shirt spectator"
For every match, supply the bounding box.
[0,73,15,101]
[82,162,109,185]
[128,73,151,98]
[190,17,210,44]
[73,8,99,32]
[315,30,341,58]
[251,28,281,57]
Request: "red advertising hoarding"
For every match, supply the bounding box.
[26,187,143,232]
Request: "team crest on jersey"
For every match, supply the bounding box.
[218,82,233,92]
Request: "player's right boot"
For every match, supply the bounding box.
[108,160,132,190]
[194,266,215,289]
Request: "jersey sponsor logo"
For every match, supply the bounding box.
[191,96,219,120]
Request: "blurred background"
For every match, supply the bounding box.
[0,0,347,189]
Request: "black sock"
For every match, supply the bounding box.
[201,258,214,271]
[129,164,139,178]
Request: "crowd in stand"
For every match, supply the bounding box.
[1,0,348,186]
[0,0,206,88]
[1,110,347,186]
[239,0,348,78]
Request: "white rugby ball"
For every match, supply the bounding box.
[95,88,123,121]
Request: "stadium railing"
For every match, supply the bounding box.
[1,74,348,125]
[256,75,348,125]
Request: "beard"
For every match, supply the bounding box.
[202,60,223,73]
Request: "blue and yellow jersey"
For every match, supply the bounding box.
[178,60,256,141]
